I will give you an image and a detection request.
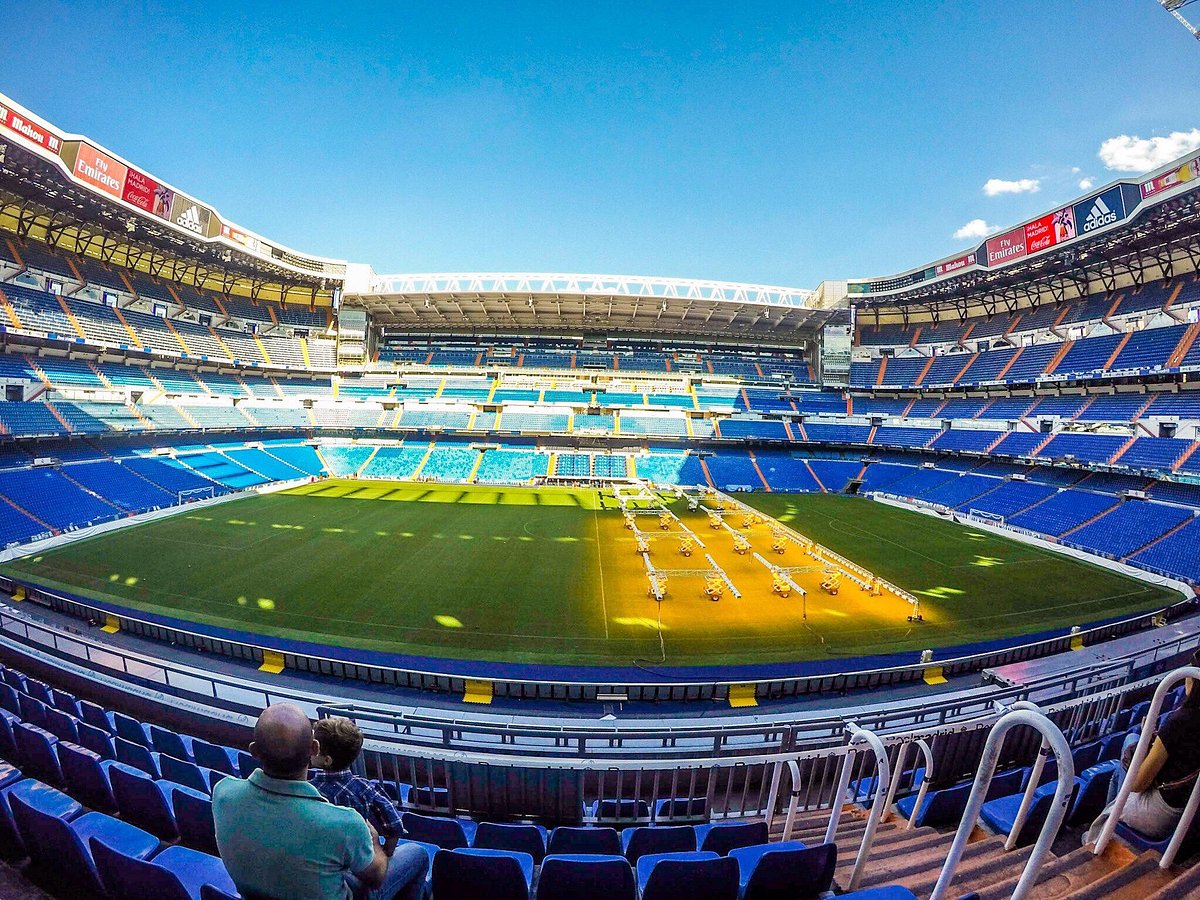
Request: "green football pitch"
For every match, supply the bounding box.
[0,480,1180,668]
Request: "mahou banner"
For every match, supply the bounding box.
[0,104,61,155]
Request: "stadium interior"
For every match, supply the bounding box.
[0,79,1200,900]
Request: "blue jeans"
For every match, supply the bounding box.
[346,842,430,900]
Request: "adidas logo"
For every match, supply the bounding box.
[1082,196,1118,233]
[175,204,204,234]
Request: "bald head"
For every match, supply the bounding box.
[250,703,317,779]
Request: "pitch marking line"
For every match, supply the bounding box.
[593,502,609,638]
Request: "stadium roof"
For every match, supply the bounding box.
[0,92,343,307]
[848,149,1200,318]
[348,272,843,341]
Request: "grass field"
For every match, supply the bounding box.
[0,480,1180,668]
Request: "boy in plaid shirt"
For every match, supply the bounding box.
[311,717,427,900]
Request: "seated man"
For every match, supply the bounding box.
[213,703,389,900]
[311,716,428,900]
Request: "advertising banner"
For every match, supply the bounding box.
[1140,159,1199,199]
[72,143,127,200]
[219,222,260,253]
[985,226,1027,266]
[934,252,976,276]
[0,104,61,155]
[1074,185,1127,236]
[1024,206,1076,254]
[122,168,174,220]
[168,194,213,237]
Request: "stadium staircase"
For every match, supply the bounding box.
[1108,436,1139,465]
[1166,323,1200,368]
[1044,341,1075,376]
[1174,440,1200,473]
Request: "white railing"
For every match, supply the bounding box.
[841,724,892,892]
[929,706,1075,900]
[896,738,935,829]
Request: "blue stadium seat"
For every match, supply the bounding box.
[160,754,216,795]
[17,693,48,729]
[80,700,115,734]
[150,724,196,761]
[979,778,1081,847]
[57,741,121,814]
[0,715,15,765]
[432,847,534,900]
[471,821,547,863]
[92,837,238,900]
[22,678,53,705]
[547,825,622,856]
[0,761,21,791]
[156,783,216,857]
[1068,761,1120,828]
[622,824,698,864]
[43,706,80,744]
[14,801,158,896]
[537,854,636,900]
[636,851,739,900]
[113,711,154,747]
[76,720,117,760]
[402,811,475,849]
[696,820,770,855]
[0,778,84,860]
[117,737,163,778]
[729,840,838,900]
[14,722,63,787]
[0,681,19,717]
[110,763,180,841]
[191,739,243,776]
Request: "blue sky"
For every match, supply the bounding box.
[4,1,1200,287]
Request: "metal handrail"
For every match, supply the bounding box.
[999,700,1050,852]
[895,739,935,829]
[929,708,1075,900]
[1092,664,1200,868]
[843,723,892,892]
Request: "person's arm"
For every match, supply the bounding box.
[1128,737,1170,794]
[351,819,389,890]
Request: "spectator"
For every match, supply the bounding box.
[212,703,390,899]
[1087,650,1200,843]
[311,716,429,900]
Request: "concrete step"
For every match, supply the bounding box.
[1143,858,1200,899]
[972,846,1126,900]
[1060,851,1172,899]
[836,829,955,887]
[886,835,1034,898]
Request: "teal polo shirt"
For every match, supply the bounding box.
[213,768,375,900]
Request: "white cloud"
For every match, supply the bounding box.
[954,219,1002,241]
[1078,177,1094,190]
[983,177,1040,196]
[1098,129,1200,173]
[1071,167,1081,174]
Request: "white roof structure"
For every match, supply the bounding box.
[350,272,839,340]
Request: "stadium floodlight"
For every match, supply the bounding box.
[1157,0,1200,38]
